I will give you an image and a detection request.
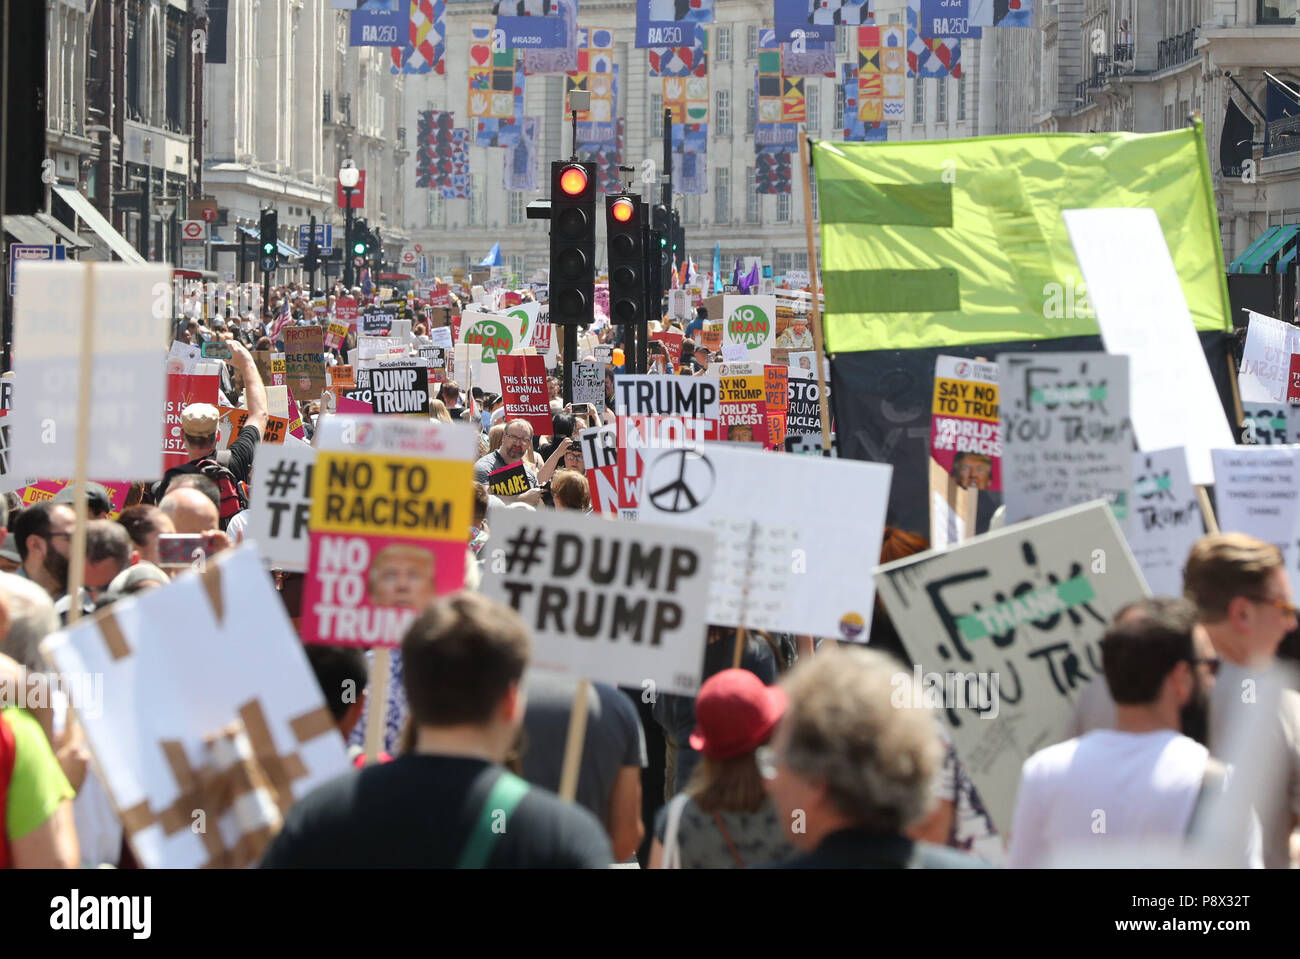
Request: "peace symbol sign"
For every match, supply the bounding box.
[648,449,714,514]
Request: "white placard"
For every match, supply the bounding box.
[429,326,453,350]
[481,509,714,695]
[999,352,1133,525]
[1210,446,1300,598]
[243,440,317,572]
[572,361,606,412]
[14,262,170,478]
[1237,311,1300,404]
[721,295,777,365]
[638,443,892,640]
[1124,447,1204,596]
[1064,207,1234,485]
[874,500,1149,834]
[40,546,350,869]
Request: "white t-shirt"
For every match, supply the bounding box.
[1007,729,1207,868]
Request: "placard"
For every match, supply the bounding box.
[580,423,619,514]
[488,461,531,497]
[498,354,552,435]
[481,508,713,696]
[615,375,721,519]
[370,360,430,415]
[362,312,395,335]
[1124,447,1203,596]
[930,355,1001,491]
[721,296,776,366]
[999,352,1133,525]
[572,361,606,413]
[1211,446,1300,599]
[243,438,316,572]
[875,501,1149,835]
[324,321,350,352]
[284,327,326,401]
[162,372,221,471]
[786,376,822,435]
[717,373,768,446]
[1238,311,1300,404]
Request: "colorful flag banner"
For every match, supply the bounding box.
[842,63,888,141]
[635,0,714,48]
[523,0,578,73]
[649,25,708,77]
[469,20,525,147]
[809,0,873,25]
[918,0,982,37]
[389,0,446,74]
[857,24,907,124]
[568,28,617,147]
[907,1,962,78]
[504,116,540,192]
[493,0,566,48]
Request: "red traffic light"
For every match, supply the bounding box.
[559,165,589,196]
[611,197,636,223]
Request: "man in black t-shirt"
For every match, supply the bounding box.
[261,592,612,868]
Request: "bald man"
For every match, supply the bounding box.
[158,488,219,535]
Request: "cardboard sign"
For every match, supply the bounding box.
[481,509,714,696]
[930,355,1002,492]
[874,501,1149,835]
[219,407,288,446]
[698,321,723,353]
[324,321,350,352]
[18,478,130,517]
[721,344,748,363]
[766,412,787,448]
[1240,402,1297,445]
[1238,310,1300,404]
[329,365,356,390]
[615,376,721,519]
[458,308,529,394]
[1211,446,1300,599]
[302,417,477,648]
[497,354,552,435]
[580,424,619,514]
[717,374,769,446]
[786,377,822,435]
[999,352,1133,525]
[488,461,531,497]
[362,312,395,335]
[764,365,789,414]
[162,372,220,470]
[41,546,350,868]
[651,330,685,370]
[243,438,316,572]
[429,326,453,350]
[284,327,326,401]
[14,263,170,479]
[722,296,777,365]
[270,353,286,386]
[572,361,606,413]
[370,360,430,415]
[1124,447,1203,596]
[1065,208,1233,486]
[639,443,892,640]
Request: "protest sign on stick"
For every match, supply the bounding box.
[284,327,326,401]
[244,438,316,572]
[1211,446,1300,598]
[580,423,619,514]
[369,359,430,416]
[930,356,1001,491]
[717,373,768,446]
[615,375,721,518]
[1237,311,1300,405]
[572,362,606,413]
[1124,447,1204,596]
[874,500,1149,834]
[498,354,552,434]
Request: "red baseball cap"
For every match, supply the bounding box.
[689,669,787,760]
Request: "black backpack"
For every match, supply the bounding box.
[158,450,248,529]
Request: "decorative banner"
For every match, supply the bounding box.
[370,359,431,415]
[497,354,552,435]
[41,546,351,869]
[810,0,874,25]
[577,117,624,195]
[481,508,715,695]
[969,0,1033,28]
[907,0,962,78]
[649,26,707,77]
[722,295,776,365]
[244,438,317,572]
[350,2,406,47]
[774,0,834,40]
[917,0,982,36]
[493,0,566,49]
[930,355,1002,491]
[468,21,525,147]
[504,116,540,192]
[781,40,836,78]
[523,0,578,74]
[569,29,617,147]
[670,121,708,195]
[302,416,476,648]
[162,372,220,470]
[284,327,326,401]
[635,0,714,48]
[1124,446,1203,597]
[389,0,446,74]
[875,500,1148,835]
[857,24,907,125]
[717,373,769,446]
[999,352,1133,525]
[842,63,888,141]
[416,109,453,190]
[640,443,892,639]
[754,31,796,195]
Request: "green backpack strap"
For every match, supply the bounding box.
[456,770,531,869]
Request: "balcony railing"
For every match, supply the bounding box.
[1075,80,1094,109]
[1266,114,1300,158]
[1156,30,1196,71]
[1113,42,1134,64]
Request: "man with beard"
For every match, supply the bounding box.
[11,503,76,601]
[1006,602,1253,867]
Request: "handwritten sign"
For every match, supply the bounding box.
[1124,447,1203,596]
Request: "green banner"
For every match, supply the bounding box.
[814,124,1231,353]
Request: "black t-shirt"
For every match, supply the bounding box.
[224,424,261,485]
[260,755,613,868]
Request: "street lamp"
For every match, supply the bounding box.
[339,159,360,289]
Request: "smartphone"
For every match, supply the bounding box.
[157,533,220,569]
[201,341,233,360]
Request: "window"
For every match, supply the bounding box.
[715,167,731,223]
[470,175,486,227]
[651,94,663,137]
[746,167,760,222]
[1164,103,1174,129]
[508,191,525,226]
[937,79,948,122]
[747,25,759,60]
[747,88,756,134]
[1258,0,1299,24]
[716,90,731,136]
[836,28,848,58]
[777,194,791,222]
[427,190,443,228]
[716,26,732,62]
[914,78,925,124]
[834,83,845,133]
[807,83,820,134]
[958,78,967,120]
[776,251,793,274]
[509,255,525,278]
[810,173,819,221]
[888,11,901,23]
[1178,99,1189,125]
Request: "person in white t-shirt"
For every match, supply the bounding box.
[1007,600,1244,868]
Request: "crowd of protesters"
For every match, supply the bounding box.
[2,279,1298,870]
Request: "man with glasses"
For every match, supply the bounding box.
[10,503,76,601]
[1184,532,1300,867]
[473,419,543,506]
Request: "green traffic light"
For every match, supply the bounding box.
[353,241,366,255]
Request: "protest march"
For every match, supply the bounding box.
[2,1,1298,940]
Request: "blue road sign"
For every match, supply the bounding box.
[298,224,334,254]
[8,243,67,296]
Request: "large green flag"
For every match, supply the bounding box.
[814,124,1232,353]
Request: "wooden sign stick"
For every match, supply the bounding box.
[557,678,591,802]
[363,647,392,764]
[799,129,833,454]
[1195,485,1220,535]
[66,263,96,625]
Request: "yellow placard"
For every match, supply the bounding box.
[932,377,1000,422]
[719,375,765,403]
[310,452,472,540]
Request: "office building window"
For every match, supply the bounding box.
[807,83,820,134]
[470,175,486,227]
[427,190,443,228]
[747,88,756,134]
[777,193,791,222]
[716,90,731,136]
[937,79,947,122]
[747,25,759,60]
[651,94,663,137]
[508,191,525,225]
[509,254,525,278]
[810,172,819,220]
[958,77,967,120]
[1259,0,1299,24]
[834,83,845,132]
[836,28,848,57]
[716,26,732,62]
[746,167,760,222]
[715,167,730,223]
[914,77,925,123]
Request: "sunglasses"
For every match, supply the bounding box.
[1247,596,1300,618]
[1189,656,1222,676]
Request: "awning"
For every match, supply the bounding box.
[2,213,90,249]
[52,185,146,264]
[1231,224,1300,274]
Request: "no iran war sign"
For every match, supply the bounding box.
[482,509,715,696]
[302,416,477,647]
[243,437,316,572]
[875,501,1148,834]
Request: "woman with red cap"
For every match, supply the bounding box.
[649,669,795,869]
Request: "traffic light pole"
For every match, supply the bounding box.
[307,214,319,294]
[343,187,355,289]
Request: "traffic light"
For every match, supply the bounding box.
[549,160,597,325]
[651,204,671,289]
[259,208,278,259]
[351,219,371,258]
[671,210,685,272]
[605,194,644,326]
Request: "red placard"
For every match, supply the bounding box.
[1289,354,1300,404]
[162,372,220,470]
[497,355,552,435]
[651,330,684,371]
[336,297,358,327]
[336,171,366,209]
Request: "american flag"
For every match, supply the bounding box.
[269,297,292,341]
